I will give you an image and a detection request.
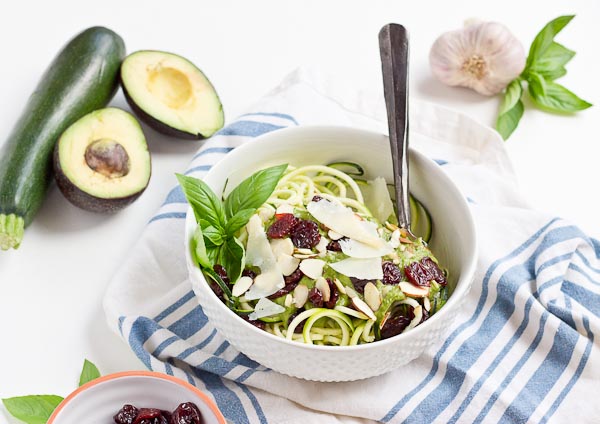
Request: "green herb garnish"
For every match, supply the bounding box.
[496,15,592,140]
[2,359,100,424]
[177,163,287,290]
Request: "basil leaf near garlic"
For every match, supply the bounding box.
[429,20,526,96]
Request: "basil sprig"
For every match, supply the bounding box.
[2,359,100,424]
[177,163,287,288]
[496,15,592,140]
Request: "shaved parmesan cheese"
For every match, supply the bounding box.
[339,238,393,258]
[244,215,284,299]
[307,199,382,247]
[363,177,395,224]
[248,297,285,320]
[329,257,383,280]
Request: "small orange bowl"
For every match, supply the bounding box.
[47,371,226,424]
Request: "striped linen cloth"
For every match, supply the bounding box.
[104,68,600,424]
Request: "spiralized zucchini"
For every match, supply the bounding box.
[240,163,446,346]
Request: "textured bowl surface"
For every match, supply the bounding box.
[184,126,477,381]
[47,371,226,424]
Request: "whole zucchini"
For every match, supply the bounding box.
[0,27,125,250]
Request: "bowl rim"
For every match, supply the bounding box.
[185,124,478,352]
[47,370,227,424]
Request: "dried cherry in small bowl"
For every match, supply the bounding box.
[47,371,225,424]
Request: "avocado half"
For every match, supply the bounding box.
[120,50,224,139]
[53,108,151,213]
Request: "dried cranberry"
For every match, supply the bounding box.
[380,314,411,339]
[133,408,165,424]
[213,264,230,285]
[171,402,204,424]
[311,195,323,202]
[240,314,266,330]
[324,278,339,309]
[349,277,370,294]
[242,268,257,280]
[382,261,402,285]
[268,268,303,299]
[267,213,297,238]
[308,287,324,307]
[421,257,447,286]
[326,240,342,252]
[288,309,306,333]
[114,404,138,424]
[208,281,225,302]
[290,219,321,248]
[420,307,430,324]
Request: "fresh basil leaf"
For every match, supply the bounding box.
[529,42,575,79]
[224,164,288,219]
[526,15,575,70]
[206,244,222,267]
[192,226,212,268]
[203,225,224,246]
[220,237,246,283]
[496,99,524,140]
[79,359,100,387]
[529,80,592,112]
[527,71,547,97]
[225,209,256,236]
[498,79,523,115]
[2,395,64,424]
[176,174,226,231]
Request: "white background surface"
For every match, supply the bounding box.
[1,0,598,420]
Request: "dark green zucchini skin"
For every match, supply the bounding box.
[0,27,125,248]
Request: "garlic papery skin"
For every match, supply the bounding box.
[429,21,526,96]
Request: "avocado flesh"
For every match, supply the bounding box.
[121,50,224,139]
[54,108,151,212]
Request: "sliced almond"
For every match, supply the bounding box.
[386,222,399,231]
[293,284,309,308]
[364,282,381,312]
[276,203,295,214]
[332,278,347,295]
[293,253,318,259]
[424,296,431,312]
[351,297,376,321]
[299,258,326,279]
[277,253,300,276]
[315,236,329,256]
[399,281,430,298]
[328,230,343,240]
[232,276,254,297]
[345,286,358,299]
[315,277,331,302]
[270,238,294,256]
[295,248,314,255]
[284,293,293,307]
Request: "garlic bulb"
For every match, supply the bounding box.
[429,21,526,96]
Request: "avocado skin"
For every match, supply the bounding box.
[52,145,150,213]
[121,81,204,140]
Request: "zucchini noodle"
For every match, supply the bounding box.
[226,163,448,346]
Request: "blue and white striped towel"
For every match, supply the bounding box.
[104,68,600,424]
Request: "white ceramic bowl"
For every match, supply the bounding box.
[47,371,226,424]
[184,126,477,382]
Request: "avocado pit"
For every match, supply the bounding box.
[85,138,130,179]
[53,107,151,213]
